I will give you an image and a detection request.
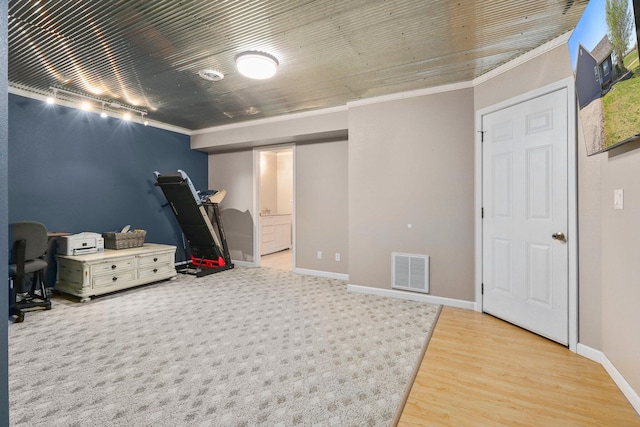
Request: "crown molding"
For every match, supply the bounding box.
[472,30,573,86]
[347,81,474,108]
[8,86,193,136]
[191,105,348,135]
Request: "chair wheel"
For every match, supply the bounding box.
[15,313,24,323]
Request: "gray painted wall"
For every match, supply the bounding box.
[1,0,9,421]
[296,140,349,274]
[577,115,603,351]
[207,141,349,275]
[348,89,476,300]
[600,141,640,394]
[473,45,574,111]
[259,152,278,215]
[276,151,293,215]
[192,109,348,150]
[208,150,255,263]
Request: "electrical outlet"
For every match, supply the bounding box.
[335,253,341,262]
[317,251,322,259]
[614,189,624,210]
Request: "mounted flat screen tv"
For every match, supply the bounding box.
[569,0,640,155]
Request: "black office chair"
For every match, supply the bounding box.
[9,221,52,322]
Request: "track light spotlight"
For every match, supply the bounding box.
[80,100,92,111]
[47,87,148,124]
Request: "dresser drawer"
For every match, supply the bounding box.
[138,264,174,280]
[138,252,172,267]
[93,270,135,288]
[91,259,133,275]
[262,226,275,243]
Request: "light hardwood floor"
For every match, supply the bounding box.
[260,249,293,271]
[398,307,640,426]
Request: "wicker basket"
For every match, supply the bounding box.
[103,230,146,250]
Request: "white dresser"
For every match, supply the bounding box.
[261,214,292,255]
[56,243,177,301]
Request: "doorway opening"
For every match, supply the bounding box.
[256,146,294,270]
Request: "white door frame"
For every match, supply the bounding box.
[474,77,578,352]
[252,144,296,268]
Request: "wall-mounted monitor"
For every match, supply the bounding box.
[569,0,640,155]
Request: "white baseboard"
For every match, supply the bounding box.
[293,268,349,281]
[346,284,475,310]
[576,343,603,363]
[601,353,640,415]
[576,343,640,415]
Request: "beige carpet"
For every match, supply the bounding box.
[9,267,439,426]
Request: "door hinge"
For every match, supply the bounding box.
[478,130,486,142]
[481,207,484,218]
[481,283,484,294]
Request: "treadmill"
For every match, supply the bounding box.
[154,170,234,276]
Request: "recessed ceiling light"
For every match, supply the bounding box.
[198,69,224,82]
[235,51,279,79]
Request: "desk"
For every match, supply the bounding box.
[56,243,176,301]
[44,232,73,288]
[48,232,72,238]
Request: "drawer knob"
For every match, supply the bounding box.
[153,268,158,273]
[112,277,117,281]
[111,265,117,270]
[153,257,158,262]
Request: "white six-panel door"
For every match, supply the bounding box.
[482,88,569,345]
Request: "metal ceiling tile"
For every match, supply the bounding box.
[8,0,588,130]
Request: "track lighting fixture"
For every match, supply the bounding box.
[47,87,148,124]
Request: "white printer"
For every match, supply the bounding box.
[57,232,105,256]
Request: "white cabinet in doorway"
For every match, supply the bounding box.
[261,214,292,255]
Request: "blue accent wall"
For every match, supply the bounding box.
[8,94,207,262]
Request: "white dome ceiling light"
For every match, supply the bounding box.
[235,51,279,80]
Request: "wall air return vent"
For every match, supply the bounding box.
[392,253,429,294]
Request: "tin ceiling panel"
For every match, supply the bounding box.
[8,0,588,130]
